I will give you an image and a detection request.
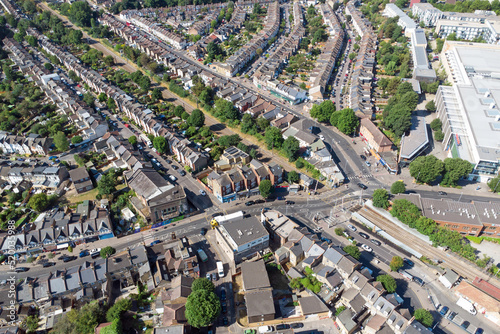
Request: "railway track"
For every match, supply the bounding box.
[357,206,500,288]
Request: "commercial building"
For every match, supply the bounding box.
[436,41,500,182]
[399,116,430,166]
[214,214,269,263]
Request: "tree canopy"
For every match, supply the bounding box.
[377,274,397,293]
[343,245,361,260]
[414,309,434,327]
[264,127,284,150]
[390,181,406,194]
[287,170,300,184]
[310,100,336,123]
[191,278,215,293]
[441,157,473,186]
[372,189,390,209]
[153,136,168,154]
[282,137,300,162]
[259,179,273,199]
[28,193,49,212]
[390,256,404,272]
[185,289,221,328]
[188,109,205,128]
[98,169,117,196]
[409,155,444,184]
[51,302,104,334]
[53,131,69,152]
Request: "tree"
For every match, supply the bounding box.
[377,275,397,293]
[259,180,273,199]
[68,245,73,253]
[336,108,359,135]
[390,199,422,227]
[100,246,116,259]
[287,170,300,184]
[441,157,473,186]
[264,127,283,150]
[128,136,137,146]
[98,170,117,196]
[372,189,389,209]
[310,100,336,123]
[69,1,94,27]
[289,277,303,290]
[249,148,258,159]
[22,315,39,334]
[185,289,221,328]
[335,227,344,236]
[390,256,404,272]
[409,155,444,184]
[188,109,205,128]
[282,136,300,161]
[153,136,168,154]
[191,278,215,292]
[71,136,83,144]
[488,176,500,193]
[174,105,185,117]
[430,118,442,131]
[390,181,406,194]
[414,309,434,327]
[181,111,190,120]
[28,193,49,212]
[349,52,357,61]
[151,88,162,101]
[52,302,104,334]
[106,298,132,322]
[426,100,436,112]
[343,245,361,260]
[53,131,69,152]
[44,63,54,71]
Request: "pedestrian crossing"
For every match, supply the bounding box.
[348,174,373,180]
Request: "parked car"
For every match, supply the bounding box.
[370,239,381,246]
[221,301,227,314]
[254,199,265,204]
[244,330,256,334]
[200,228,207,236]
[199,189,206,196]
[359,232,369,239]
[79,250,89,258]
[447,312,457,321]
[285,200,295,205]
[439,306,449,316]
[475,328,484,334]
[361,244,373,252]
[63,256,76,263]
[212,212,223,218]
[413,276,425,286]
[169,175,177,182]
[461,321,470,330]
[359,154,367,161]
[220,288,226,301]
[290,323,304,329]
[179,170,186,176]
[14,267,29,273]
[347,224,357,232]
[276,324,290,330]
[206,273,212,281]
[245,201,255,206]
[365,161,371,167]
[43,262,55,268]
[438,191,447,196]
[403,258,414,267]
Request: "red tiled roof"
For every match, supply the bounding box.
[473,277,500,302]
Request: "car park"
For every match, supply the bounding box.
[347,224,357,231]
[370,239,381,246]
[439,306,449,316]
[359,232,369,239]
[361,244,373,252]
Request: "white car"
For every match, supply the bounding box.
[319,134,325,140]
[361,244,373,252]
[169,175,177,182]
[199,189,206,196]
[347,224,357,232]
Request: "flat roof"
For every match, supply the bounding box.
[399,116,429,160]
[244,289,275,317]
[220,216,268,247]
[241,260,271,290]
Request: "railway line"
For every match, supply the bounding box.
[356,206,500,288]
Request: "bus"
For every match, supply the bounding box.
[217,261,224,278]
[197,249,208,262]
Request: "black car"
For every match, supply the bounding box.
[220,288,226,301]
[413,276,425,286]
[200,228,207,236]
[14,267,29,273]
[254,199,265,204]
[245,201,254,206]
[359,232,369,239]
[290,323,304,329]
[285,200,295,205]
[179,170,186,176]
[447,311,457,321]
[370,239,381,246]
[438,191,447,196]
[403,258,414,267]
[165,159,172,164]
[43,262,55,268]
[221,301,227,314]
[63,256,76,263]
[461,321,470,330]
[276,324,290,330]
[475,328,484,334]
[359,154,367,161]
[357,182,368,190]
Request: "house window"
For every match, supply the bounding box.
[462,226,469,230]
[490,226,497,230]
[452,225,459,229]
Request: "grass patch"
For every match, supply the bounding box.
[466,236,483,244]
[67,188,99,204]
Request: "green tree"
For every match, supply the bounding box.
[68,245,73,253]
[22,315,39,334]
[337,108,359,135]
[259,180,273,199]
[103,55,115,67]
[282,136,300,161]
[174,105,185,117]
[414,309,434,327]
[441,157,473,186]
[430,118,442,131]
[434,130,444,142]
[409,155,444,184]
[100,319,121,334]
[188,109,205,128]
[153,136,168,154]
[488,176,500,193]
[377,275,397,293]
[151,88,162,101]
[335,227,344,236]
[264,127,284,149]
[98,170,117,196]
[287,170,300,184]
[372,189,390,209]
[390,181,406,194]
[185,289,221,328]
[106,298,132,322]
[53,131,69,152]
[71,136,83,144]
[128,136,137,146]
[100,246,116,259]
[69,1,94,27]
[343,245,361,260]
[289,277,303,290]
[390,256,404,272]
[52,302,104,334]
[426,100,437,112]
[191,277,215,292]
[390,199,422,227]
[28,193,49,212]
[44,63,54,71]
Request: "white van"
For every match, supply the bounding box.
[258,326,274,333]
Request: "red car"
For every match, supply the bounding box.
[124,123,129,128]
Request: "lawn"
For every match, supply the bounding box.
[67,188,99,204]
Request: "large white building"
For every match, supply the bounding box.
[435,41,500,182]
[383,4,417,37]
